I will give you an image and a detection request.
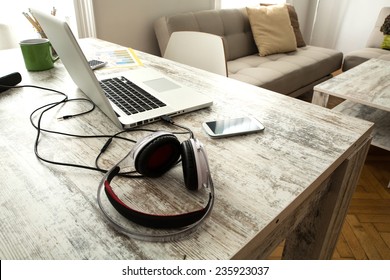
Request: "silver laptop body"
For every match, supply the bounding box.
[30,9,212,128]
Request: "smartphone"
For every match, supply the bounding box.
[202,116,265,138]
[88,59,107,70]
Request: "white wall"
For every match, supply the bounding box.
[310,0,390,54]
[93,0,214,56]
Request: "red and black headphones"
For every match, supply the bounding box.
[97,131,214,241]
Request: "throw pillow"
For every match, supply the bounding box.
[382,35,390,50]
[261,3,306,47]
[380,14,390,50]
[247,4,297,57]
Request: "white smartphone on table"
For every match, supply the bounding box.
[202,116,265,138]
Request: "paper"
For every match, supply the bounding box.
[95,48,143,68]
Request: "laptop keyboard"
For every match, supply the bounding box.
[99,76,166,115]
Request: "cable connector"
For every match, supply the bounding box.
[57,115,73,121]
[161,115,174,124]
[101,138,113,153]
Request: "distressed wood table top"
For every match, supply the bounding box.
[0,38,373,260]
[313,58,390,112]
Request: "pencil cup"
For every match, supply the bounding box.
[20,38,59,71]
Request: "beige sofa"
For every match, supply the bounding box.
[342,7,390,71]
[154,7,343,97]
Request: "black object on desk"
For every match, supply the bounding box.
[0,72,22,93]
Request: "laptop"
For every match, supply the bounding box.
[30,9,212,128]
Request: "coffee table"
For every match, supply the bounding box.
[312,58,390,187]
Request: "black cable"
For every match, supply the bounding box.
[8,84,130,174]
[4,83,194,176]
[28,86,110,173]
[161,115,194,138]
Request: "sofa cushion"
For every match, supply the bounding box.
[366,7,390,48]
[380,14,390,49]
[247,5,297,57]
[260,3,306,47]
[286,4,306,48]
[154,8,258,60]
[228,46,343,94]
[342,48,390,71]
[382,35,390,50]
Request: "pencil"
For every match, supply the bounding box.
[22,12,41,32]
[23,10,48,38]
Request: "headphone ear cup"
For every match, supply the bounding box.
[181,139,199,191]
[134,134,181,177]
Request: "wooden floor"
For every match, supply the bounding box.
[268,94,390,260]
[333,146,390,259]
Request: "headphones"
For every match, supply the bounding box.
[97,131,214,241]
[13,79,213,241]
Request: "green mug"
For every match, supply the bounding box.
[20,38,59,71]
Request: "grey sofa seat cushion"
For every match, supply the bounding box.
[228,46,343,94]
[342,48,390,71]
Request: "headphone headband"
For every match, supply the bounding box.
[96,134,214,242]
[103,165,212,228]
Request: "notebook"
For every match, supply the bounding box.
[30,9,213,128]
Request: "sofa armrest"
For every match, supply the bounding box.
[164,31,228,76]
[342,48,390,71]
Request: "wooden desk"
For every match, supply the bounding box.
[0,38,373,259]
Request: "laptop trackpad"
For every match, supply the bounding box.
[143,78,181,92]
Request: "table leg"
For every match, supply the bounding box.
[282,137,371,259]
[312,90,329,107]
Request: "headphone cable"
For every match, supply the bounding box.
[5,84,194,176]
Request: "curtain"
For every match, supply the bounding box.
[73,0,96,38]
[309,0,350,47]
